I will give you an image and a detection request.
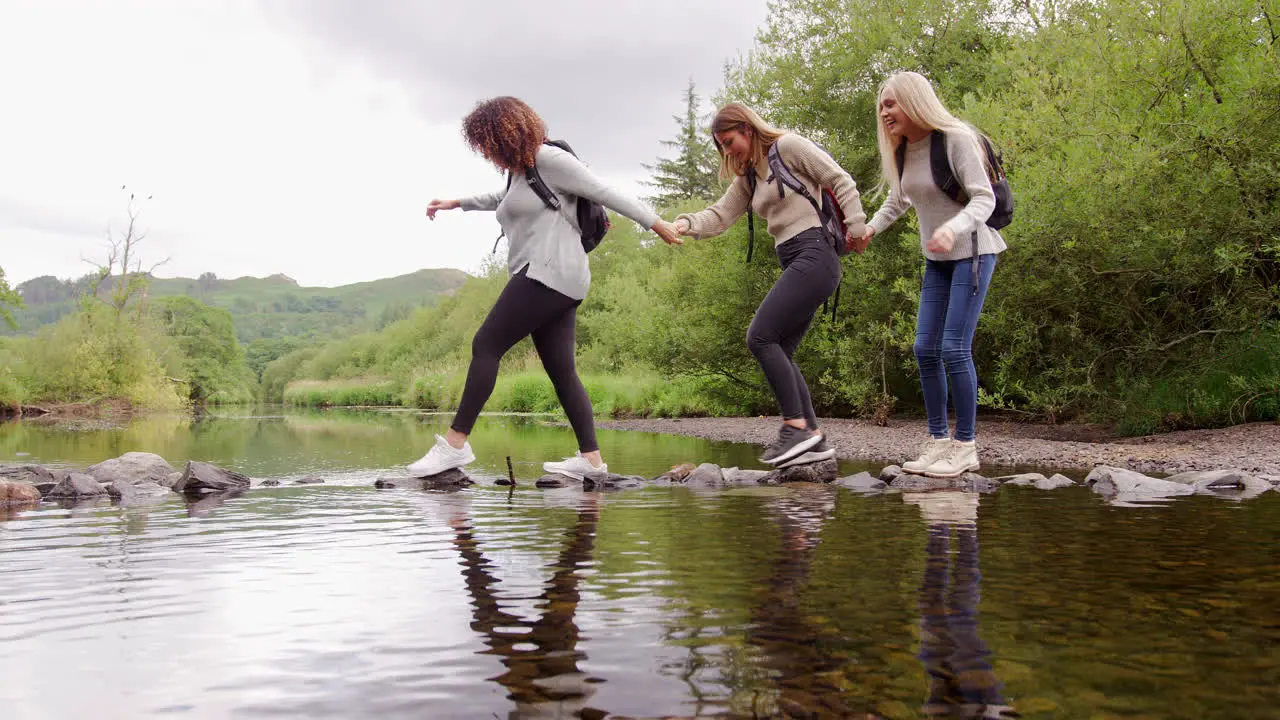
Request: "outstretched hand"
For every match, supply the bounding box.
[652,219,683,246]
[426,198,460,220]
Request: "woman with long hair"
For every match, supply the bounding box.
[413,96,683,479]
[673,103,867,467]
[861,72,1007,478]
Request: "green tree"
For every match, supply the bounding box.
[0,267,22,330]
[643,79,723,208]
[152,296,256,404]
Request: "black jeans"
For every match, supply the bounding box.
[746,229,841,429]
[451,270,598,452]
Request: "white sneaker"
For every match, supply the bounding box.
[543,453,607,481]
[920,440,980,478]
[903,437,954,474]
[408,435,475,477]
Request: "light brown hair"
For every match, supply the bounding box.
[710,102,787,180]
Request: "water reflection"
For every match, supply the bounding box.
[450,493,605,719]
[904,491,1017,719]
[746,484,874,718]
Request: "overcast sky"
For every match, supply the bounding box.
[0,0,769,288]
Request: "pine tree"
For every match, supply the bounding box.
[643,80,722,208]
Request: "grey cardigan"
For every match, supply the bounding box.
[868,128,1008,261]
[460,144,660,300]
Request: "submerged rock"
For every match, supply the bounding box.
[834,472,886,492]
[1037,473,1076,490]
[761,458,838,485]
[993,472,1049,485]
[583,472,646,491]
[108,480,171,506]
[684,463,725,487]
[892,472,996,493]
[294,476,325,485]
[373,477,401,489]
[46,473,106,499]
[721,467,771,484]
[654,463,697,483]
[536,473,576,489]
[421,469,473,489]
[86,452,175,489]
[0,479,43,506]
[1162,469,1272,498]
[173,461,252,495]
[260,479,283,487]
[1085,465,1194,502]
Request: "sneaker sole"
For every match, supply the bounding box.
[919,461,980,479]
[542,465,607,482]
[776,448,836,468]
[761,433,824,465]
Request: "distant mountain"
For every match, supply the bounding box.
[6,268,471,343]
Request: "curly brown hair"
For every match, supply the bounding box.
[462,96,547,172]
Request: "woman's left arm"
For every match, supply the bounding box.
[779,134,867,238]
[939,131,996,239]
[536,148,661,229]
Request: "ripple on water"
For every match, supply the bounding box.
[0,478,1277,718]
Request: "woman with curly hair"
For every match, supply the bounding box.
[672,103,867,468]
[411,96,682,480]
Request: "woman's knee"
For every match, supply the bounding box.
[940,338,972,367]
[913,339,941,363]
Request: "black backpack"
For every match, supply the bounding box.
[894,129,1014,229]
[495,140,611,254]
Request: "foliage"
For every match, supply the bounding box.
[151,296,258,404]
[0,267,21,331]
[643,79,724,206]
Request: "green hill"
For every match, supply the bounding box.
[6,268,470,344]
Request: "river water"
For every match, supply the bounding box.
[1,409,1276,718]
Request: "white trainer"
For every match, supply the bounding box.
[920,439,980,478]
[543,453,607,481]
[408,435,476,477]
[902,437,955,474]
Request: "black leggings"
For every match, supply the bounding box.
[746,229,841,429]
[451,270,598,452]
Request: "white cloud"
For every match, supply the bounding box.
[0,0,767,287]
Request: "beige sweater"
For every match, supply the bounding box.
[676,133,866,245]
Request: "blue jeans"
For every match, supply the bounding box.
[914,255,997,442]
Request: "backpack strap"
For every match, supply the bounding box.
[930,130,966,204]
[766,142,822,215]
[745,167,757,263]
[491,172,516,253]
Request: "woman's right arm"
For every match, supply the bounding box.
[673,176,751,239]
[867,187,911,235]
[458,188,506,212]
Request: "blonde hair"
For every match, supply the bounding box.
[874,72,988,197]
[710,102,787,181]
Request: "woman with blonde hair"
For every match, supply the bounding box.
[673,103,867,467]
[860,72,1008,478]
[414,96,683,480]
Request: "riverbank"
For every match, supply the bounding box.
[598,416,1280,477]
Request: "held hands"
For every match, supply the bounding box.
[927,227,956,254]
[425,198,461,220]
[846,226,874,255]
[652,219,684,246]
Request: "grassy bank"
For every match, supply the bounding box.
[283,370,725,419]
